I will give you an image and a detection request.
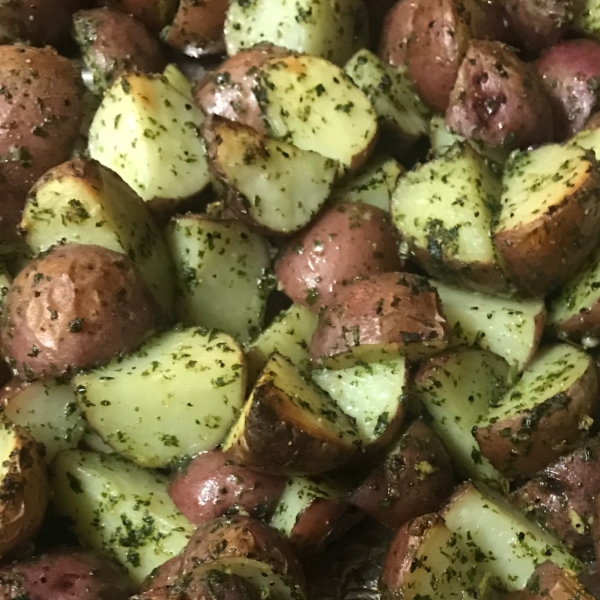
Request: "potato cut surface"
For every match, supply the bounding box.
[88,71,210,203]
[166,215,271,343]
[255,55,378,170]
[73,328,245,468]
[51,450,194,583]
[312,357,406,446]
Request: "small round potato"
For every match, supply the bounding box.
[0,547,133,600]
[378,0,420,67]
[275,202,402,311]
[193,45,290,134]
[168,450,286,524]
[446,41,553,150]
[536,39,600,140]
[1,244,160,380]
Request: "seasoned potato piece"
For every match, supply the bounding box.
[511,562,595,600]
[345,50,430,147]
[446,41,553,150]
[511,437,600,553]
[222,353,359,476]
[391,143,509,294]
[1,244,160,381]
[576,0,600,40]
[181,515,305,600]
[22,159,175,314]
[224,0,368,65]
[443,482,581,591]
[254,54,378,171]
[1,378,85,462]
[73,9,166,95]
[0,419,47,557]
[168,450,285,524]
[51,450,194,583]
[204,117,337,235]
[0,548,133,600]
[310,272,450,368]
[352,420,455,529]
[414,348,509,490]
[105,0,177,32]
[276,202,401,311]
[270,476,349,555]
[378,0,419,67]
[88,70,210,215]
[433,280,546,372]
[493,144,600,297]
[475,344,598,481]
[74,327,246,469]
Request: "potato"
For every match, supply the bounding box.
[475,344,597,481]
[351,420,455,530]
[446,41,554,150]
[181,515,306,600]
[378,0,419,67]
[1,244,160,381]
[162,0,228,56]
[0,548,133,600]
[73,8,166,95]
[510,561,595,600]
[309,272,451,369]
[536,39,600,141]
[168,450,285,524]
[140,556,182,593]
[406,0,507,112]
[511,437,600,553]
[0,46,83,199]
[275,202,401,311]
[105,0,177,32]
[193,45,291,135]
[493,143,600,297]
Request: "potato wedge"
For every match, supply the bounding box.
[222,353,359,476]
[254,54,378,171]
[443,482,581,591]
[414,347,509,490]
[351,420,455,529]
[88,71,210,215]
[475,344,598,480]
[493,143,600,297]
[310,272,450,369]
[511,437,600,553]
[433,280,546,372]
[391,143,509,294]
[73,327,246,469]
[22,159,175,314]
[224,0,368,66]
[204,117,337,235]
[51,449,194,583]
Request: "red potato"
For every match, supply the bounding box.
[536,39,600,141]
[193,45,290,134]
[0,548,133,600]
[141,556,182,593]
[104,0,177,32]
[275,202,402,312]
[378,0,419,67]
[168,450,286,525]
[446,41,554,150]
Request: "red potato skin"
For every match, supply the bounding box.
[509,561,594,600]
[275,202,402,312]
[193,45,290,134]
[351,420,455,530]
[536,39,600,141]
[0,548,133,600]
[378,0,419,67]
[104,0,174,32]
[446,41,554,150]
[168,450,286,525]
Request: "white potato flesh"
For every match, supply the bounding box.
[88,72,210,204]
[433,280,545,372]
[165,215,271,343]
[73,328,246,468]
[312,357,406,445]
[51,449,194,583]
[415,348,509,491]
[3,380,85,462]
[571,126,600,158]
[255,55,378,171]
[443,483,581,591]
[224,0,367,65]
